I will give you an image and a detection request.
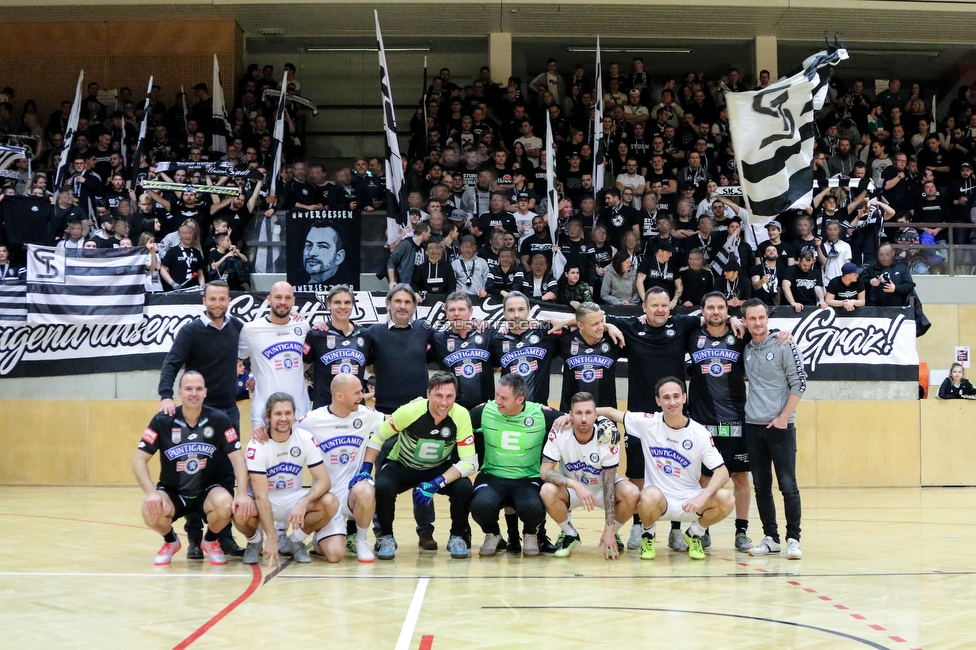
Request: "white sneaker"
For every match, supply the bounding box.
[627,523,643,550]
[748,536,782,556]
[785,538,803,560]
[355,537,375,563]
[668,528,688,552]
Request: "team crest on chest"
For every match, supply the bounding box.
[171,428,181,444]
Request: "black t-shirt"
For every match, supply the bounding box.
[303,323,371,408]
[605,314,700,412]
[477,211,518,235]
[783,264,823,306]
[519,232,554,266]
[490,327,563,404]
[161,245,205,289]
[138,406,239,495]
[557,331,622,412]
[881,165,912,213]
[686,326,747,425]
[366,321,436,414]
[679,267,713,306]
[636,256,679,298]
[432,327,496,410]
[826,275,865,301]
[749,261,785,305]
[756,239,796,264]
[597,205,639,248]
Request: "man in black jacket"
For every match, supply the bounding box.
[864,243,914,307]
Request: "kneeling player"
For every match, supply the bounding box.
[299,374,385,563]
[133,371,253,566]
[598,377,734,560]
[540,392,638,559]
[234,393,339,566]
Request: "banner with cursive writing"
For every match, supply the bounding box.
[0,294,916,381]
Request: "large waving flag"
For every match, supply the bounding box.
[0,144,29,181]
[546,113,567,279]
[725,47,848,217]
[25,246,148,325]
[53,70,84,190]
[269,69,289,199]
[131,76,153,188]
[375,11,406,245]
[592,36,605,196]
[212,54,233,154]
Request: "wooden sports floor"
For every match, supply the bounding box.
[1,486,973,649]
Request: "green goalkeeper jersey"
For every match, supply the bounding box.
[469,401,562,479]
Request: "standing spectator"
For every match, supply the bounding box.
[741,299,807,560]
[864,244,914,306]
[825,262,867,311]
[780,250,827,311]
[818,220,852,282]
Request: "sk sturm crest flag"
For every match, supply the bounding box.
[25,245,148,325]
[725,47,848,218]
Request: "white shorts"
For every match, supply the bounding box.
[270,488,310,522]
[661,490,704,523]
[314,487,354,542]
[567,476,625,511]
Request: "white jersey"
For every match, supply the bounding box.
[238,317,311,429]
[297,405,385,492]
[543,416,620,495]
[623,411,724,498]
[245,428,323,497]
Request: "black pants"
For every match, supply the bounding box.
[470,473,545,536]
[374,459,472,537]
[744,423,801,542]
[624,431,645,480]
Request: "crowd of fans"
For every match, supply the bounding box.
[1,55,975,302]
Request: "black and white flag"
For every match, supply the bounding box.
[375,11,406,245]
[53,70,84,190]
[592,36,606,195]
[0,144,28,180]
[546,113,567,279]
[269,69,289,199]
[212,54,233,154]
[25,245,148,325]
[725,48,848,217]
[131,76,153,188]
[0,284,27,323]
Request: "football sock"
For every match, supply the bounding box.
[735,518,749,534]
[557,520,577,537]
[642,523,657,537]
[203,528,218,542]
[163,529,178,543]
[688,521,707,538]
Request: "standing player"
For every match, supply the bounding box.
[367,372,477,560]
[469,374,563,557]
[540,392,639,559]
[598,378,735,560]
[432,291,496,409]
[300,374,385,563]
[687,292,753,552]
[234,393,339,565]
[238,281,311,432]
[304,285,371,408]
[133,371,254,566]
[742,299,807,560]
[489,291,564,405]
[557,303,623,412]
[157,280,245,558]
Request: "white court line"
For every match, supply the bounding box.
[394,576,429,650]
[0,572,251,578]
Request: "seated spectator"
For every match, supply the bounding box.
[825,262,866,311]
[864,243,914,306]
[938,362,976,400]
[555,263,592,308]
[781,250,828,311]
[678,248,712,307]
[526,253,558,301]
[485,247,524,298]
[712,259,751,308]
[0,244,24,284]
[56,219,86,250]
[600,250,639,306]
[412,240,455,297]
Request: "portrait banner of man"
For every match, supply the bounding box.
[286,210,360,291]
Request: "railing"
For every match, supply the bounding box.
[886,222,976,276]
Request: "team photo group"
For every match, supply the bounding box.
[136,277,806,568]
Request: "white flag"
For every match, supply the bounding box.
[53,70,84,189]
[269,69,289,199]
[376,11,406,244]
[725,48,848,218]
[131,76,153,188]
[592,36,605,196]
[546,113,567,279]
[212,54,232,154]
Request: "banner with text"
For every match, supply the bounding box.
[0,297,916,381]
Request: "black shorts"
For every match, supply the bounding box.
[157,482,233,522]
[624,431,645,480]
[702,435,750,475]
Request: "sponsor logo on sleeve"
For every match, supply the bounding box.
[246,447,256,460]
[142,428,158,444]
[224,428,238,443]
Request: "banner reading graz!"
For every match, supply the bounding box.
[0,293,917,381]
[285,210,361,292]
